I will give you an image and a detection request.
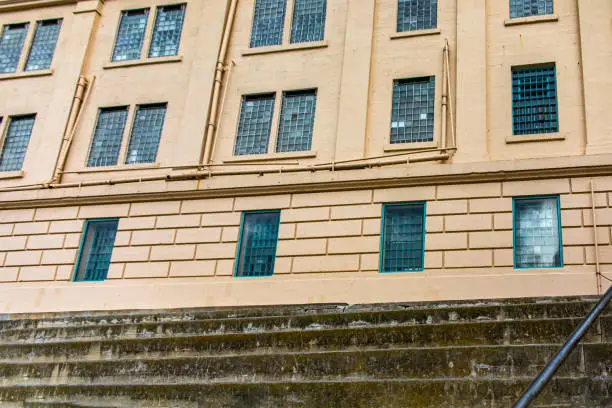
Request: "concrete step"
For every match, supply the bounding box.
[1,377,610,408]
[0,343,609,384]
[0,300,605,344]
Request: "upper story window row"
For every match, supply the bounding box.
[0,114,35,172]
[0,19,61,73]
[510,0,554,19]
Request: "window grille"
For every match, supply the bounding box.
[510,0,553,18]
[0,23,29,73]
[125,104,167,164]
[112,9,149,62]
[276,90,316,152]
[250,0,286,48]
[290,0,326,44]
[0,115,35,172]
[397,0,437,32]
[512,65,558,135]
[234,94,275,156]
[390,76,435,144]
[236,211,281,277]
[87,107,128,167]
[149,4,186,58]
[25,19,62,71]
[514,196,562,269]
[381,203,426,273]
[74,219,119,282]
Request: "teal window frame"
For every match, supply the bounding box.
[73,218,119,282]
[379,202,427,273]
[234,210,281,278]
[512,195,563,270]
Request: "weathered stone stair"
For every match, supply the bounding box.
[0,297,609,407]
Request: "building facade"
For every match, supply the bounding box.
[0,0,610,313]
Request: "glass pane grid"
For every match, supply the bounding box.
[126,104,167,164]
[81,221,118,282]
[290,0,326,44]
[382,204,425,272]
[397,0,437,32]
[112,9,148,62]
[25,19,62,71]
[512,65,558,135]
[0,23,29,73]
[250,0,286,48]
[514,197,561,268]
[237,212,281,277]
[234,94,275,156]
[0,115,35,172]
[276,90,316,153]
[87,108,128,167]
[149,4,186,58]
[510,0,553,18]
[391,77,435,144]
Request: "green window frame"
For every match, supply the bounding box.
[235,210,281,277]
[74,219,119,282]
[380,202,426,273]
[513,196,563,269]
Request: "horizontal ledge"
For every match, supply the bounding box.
[384,141,439,152]
[0,170,24,180]
[505,133,566,144]
[0,69,52,81]
[390,28,441,40]
[504,14,559,26]
[242,41,328,56]
[0,0,76,12]
[69,163,161,174]
[103,56,183,70]
[223,151,317,164]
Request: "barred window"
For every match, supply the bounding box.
[0,23,29,73]
[510,0,553,18]
[0,115,35,172]
[397,0,437,32]
[149,4,186,58]
[236,211,281,277]
[381,203,426,273]
[276,90,316,153]
[87,107,129,167]
[74,219,119,282]
[112,9,149,62]
[390,76,435,144]
[250,0,287,48]
[125,104,167,164]
[25,19,62,71]
[291,0,326,44]
[234,94,275,156]
[514,196,562,269]
[512,65,558,136]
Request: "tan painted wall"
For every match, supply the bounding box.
[0,0,610,312]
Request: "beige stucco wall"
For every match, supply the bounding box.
[0,0,610,313]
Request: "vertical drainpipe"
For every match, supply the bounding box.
[590,179,602,295]
[441,41,449,151]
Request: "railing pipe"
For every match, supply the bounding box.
[513,285,612,408]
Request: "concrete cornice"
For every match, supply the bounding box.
[1,154,612,210]
[0,0,77,12]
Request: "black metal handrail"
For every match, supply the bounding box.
[513,285,612,407]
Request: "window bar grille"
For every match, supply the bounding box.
[290,0,326,44]
[112,9,149,62]
[149,4,186,58]
[0,115,35,172]
[276,90,316,152]
[87,107,129,167]
[397,0,437,32]
[0,23,29,73]
[390,76,435,144]
[234,94,275,156]
[25,19,62,71]
[75,219,119,282]
[512,65,558,135]
[381,203,426,273]
[236,211,281,277]
[250,0,286,48]
[125,103,167,164]
[509,0,554,19]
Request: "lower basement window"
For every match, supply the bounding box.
[74,219,119,282]
[380,202,426,273]
[235,211,281,277]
